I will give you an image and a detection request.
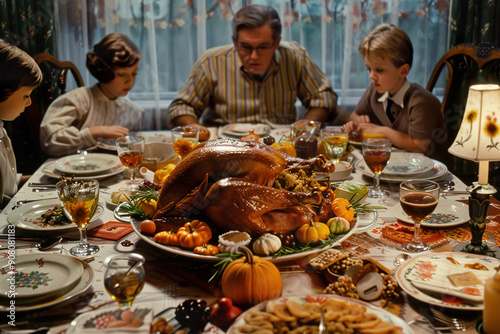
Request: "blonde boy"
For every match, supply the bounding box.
[344,24,445,156]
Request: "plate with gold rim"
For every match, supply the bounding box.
[0,256,93,311]
[0,253,83,298]
[395,252,500,310]
[228,294,411,333]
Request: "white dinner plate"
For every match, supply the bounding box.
[130,214,373,263]
[396,252,500,310]
[0,254,83,298]
[7,199,104,231]
[220,123,271,138]
[391,198,469,227]
[355,157,448,182]
[227,294,412,334]
[382,153,434,176]
[54,153,123,176]
[0,257,93,312]
[43,160,125,181]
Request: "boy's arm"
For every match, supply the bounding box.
[359,123,431,153]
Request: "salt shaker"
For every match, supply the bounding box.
[484,267,500,333]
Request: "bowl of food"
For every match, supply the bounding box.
[328,161,353,181]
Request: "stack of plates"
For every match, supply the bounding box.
[355,152,447,182]
[43,153,125,180]
[0,254,94,311]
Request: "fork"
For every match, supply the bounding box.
[318,307,326,334]
[430,308,467,331]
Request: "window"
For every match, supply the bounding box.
[54,0,450,128]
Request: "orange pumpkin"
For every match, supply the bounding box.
[331,198,355,223]
[271,141,297,157]
[221,247,282,307]
[193,244,220,255]
[154,230,179,246]
[295,219,330,244]
[177,220,212,249]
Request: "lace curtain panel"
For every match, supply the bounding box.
[54,0,450,129]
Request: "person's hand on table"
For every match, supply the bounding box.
[172,115,210,141]
[89,125,129,140]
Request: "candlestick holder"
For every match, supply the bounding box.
[454,184,500,258]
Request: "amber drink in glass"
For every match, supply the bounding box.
[362,138,392,198]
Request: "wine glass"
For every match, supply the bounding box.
[320,126,348,164]
[116,135,145,189]
[171,126,199,159]
[362,138,392,198]
[400,180,440,252]
[56,179,100,256]
[103,253,146,307]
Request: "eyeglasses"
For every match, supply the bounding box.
[237,43,274,56]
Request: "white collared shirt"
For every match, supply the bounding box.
[0,121,19,208]
[378,80,411,112]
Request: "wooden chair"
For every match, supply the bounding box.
[6,54,85,174]
[427,43,500,190]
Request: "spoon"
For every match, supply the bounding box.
[394,253,411,268]
[0,237,63,251]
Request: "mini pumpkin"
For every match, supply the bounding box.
[153,164,176,184]
[327,217,350,234]
[271,141,297,157]
[154,230,180,246]
[295,219,330,245]
[177,220,212,249]
[331,197,355,223]
[252,233,282,256]
[221,247,282,307]
[193,244,220,255]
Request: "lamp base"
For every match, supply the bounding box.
[454,242,500,258]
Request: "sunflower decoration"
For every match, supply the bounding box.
[484,113,500,150]
[455,109,478,146]
[67,201,92,227]
[173,138,196,159]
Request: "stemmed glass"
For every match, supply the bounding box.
[320,126,348,164]
[171,126,199,159]
[103,253,146,307]
[116,136,145,189]
[400,180,440,252]
[56,179,100,256]
[362,138,392,198]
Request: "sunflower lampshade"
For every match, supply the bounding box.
[449,84,500,256]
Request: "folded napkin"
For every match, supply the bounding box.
[87,221,133,240]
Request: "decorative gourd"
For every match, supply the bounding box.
[177,220,212,249]
[193,244,220,255]
[295,220,330,244]
[138,199,157,219]
[331,198,355,223]
[221,247,282,307]
[153,164,176,184]
[271,141,297,157]
[326,217,350,234]
[252,233,282,256]
[154,230,180,246]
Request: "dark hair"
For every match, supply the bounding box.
[0,39,42,102]
[86,33,141,83]
[358,23,413,68]
[232,5,282,42]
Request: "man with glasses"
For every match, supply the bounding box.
[166,5,337,137]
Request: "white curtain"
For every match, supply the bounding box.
[53,0,450,129]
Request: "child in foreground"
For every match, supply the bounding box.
[40,33,143,157]
[0,39,42,209]
[343,23,446,157]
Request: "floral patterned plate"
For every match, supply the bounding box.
[391,198,469,227]
[54,153,123,176]
[0,253,83,298]
[7,199,104,231]
[396,252,500,310]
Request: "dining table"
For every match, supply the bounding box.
[1,125,498,334]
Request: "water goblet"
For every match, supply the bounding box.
[320,126,348,164]
[103,253,146,307]
[116,135,145,189]
[56,179,100,256]
[171,126,199,159]
[362,138,392,198]
[400,180,440,252]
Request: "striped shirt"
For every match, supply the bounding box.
[40,85,143,157]
[167,41,337,127]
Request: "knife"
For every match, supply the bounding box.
[29,183,57,188]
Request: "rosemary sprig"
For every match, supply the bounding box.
[352,203,387,213]
[273,233,343,258]
[130,185,159,203]
[118,199,146,220]
[208,253,243,283]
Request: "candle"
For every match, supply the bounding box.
[484,268,500,333]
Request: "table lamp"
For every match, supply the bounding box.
[448,84,500,257]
